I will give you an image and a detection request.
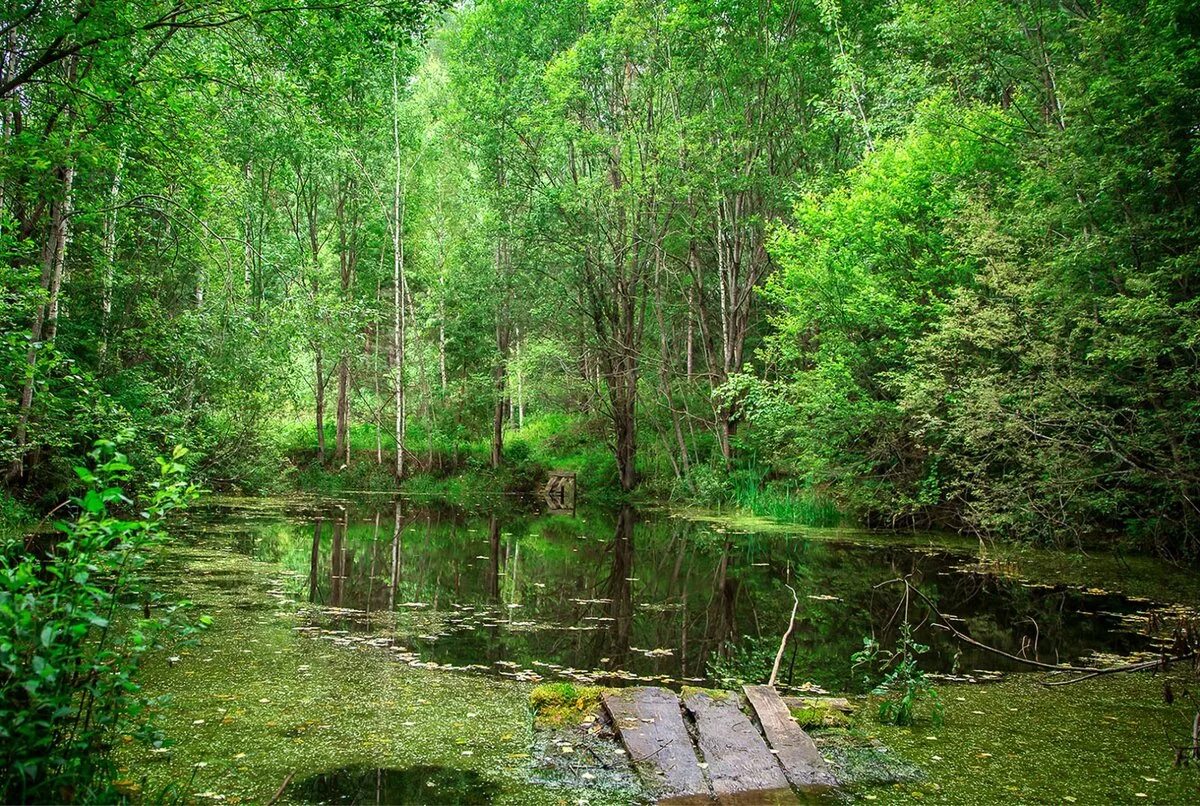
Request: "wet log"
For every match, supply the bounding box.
[682,689,794,803]
[602,687,709,800]
[744,685,837,794]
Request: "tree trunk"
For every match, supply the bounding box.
[8,54,76,481]
[438,279,448,392]
[492,314,509,468]
[515,326,524,429]
[98,144,125,368]
[491,234,511,469]
[392,47,407,479]
[315,343,327,463]
[336,357,349,465]
[654,248,690,478]
[335,173,356,467]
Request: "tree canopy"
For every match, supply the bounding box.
[2,0,1197,557]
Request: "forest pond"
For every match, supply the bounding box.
[184,496,1187,694]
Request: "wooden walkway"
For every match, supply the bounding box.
[602,687,708,800]
[601,685,837,803]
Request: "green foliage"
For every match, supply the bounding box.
[0,442,202,801]
[763,0,1200,555]
[4,0,1198,559]
[852,624,943,727]
[0,492,33,532]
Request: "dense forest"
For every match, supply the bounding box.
[2,0,1198,557]
[4,3,1200,804]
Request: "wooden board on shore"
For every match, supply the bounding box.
[602,687,709,800]
[744,685,838,793]
[682,689,793,803]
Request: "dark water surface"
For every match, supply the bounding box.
[185,497,1176,693]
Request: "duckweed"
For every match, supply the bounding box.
[848,672,1200,803]
[117,545,628,805]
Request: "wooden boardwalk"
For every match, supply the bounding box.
[600,685,837,803]
[602,687,708,800]
[744,685,838,794]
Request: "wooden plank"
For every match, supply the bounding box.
[682,689,794,803]
[745,685,838,794]
[602,687,710,800]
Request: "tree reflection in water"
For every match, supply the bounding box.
[288,764,498,805]
[261,500,1161,691]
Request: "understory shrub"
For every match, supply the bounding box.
[0,441,203,802]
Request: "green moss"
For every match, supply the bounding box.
[790,704,851,728]
[681,685,733,703]
[529,683,606,729]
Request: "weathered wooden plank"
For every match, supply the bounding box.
[602,687,710,800]
[745,685,838,794]
[682,689,794,803]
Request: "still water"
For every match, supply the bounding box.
[187,497,1173,693]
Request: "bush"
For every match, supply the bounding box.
[851,623,943,727]
[0,441,203,801]
[0,491,32,531]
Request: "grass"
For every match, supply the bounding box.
[730,479,841,527]
[277,415,844,521]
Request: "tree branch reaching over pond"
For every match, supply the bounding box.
[874,578,1198,686]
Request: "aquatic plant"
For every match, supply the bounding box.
[0,441,202,802]
[852,622,944,727]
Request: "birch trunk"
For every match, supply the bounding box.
[98,144,125,367]
[392,47,407,479]
[8,55,76,481]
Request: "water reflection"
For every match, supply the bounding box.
[198,500,1161,692]
[287,765,497,805]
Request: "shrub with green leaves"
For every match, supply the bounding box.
[852,623,943,727]
[0,441,203,802]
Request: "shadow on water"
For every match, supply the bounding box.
[188,498,1182,692]
[287,765,498,805]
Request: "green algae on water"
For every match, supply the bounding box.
[844,672,1200,803]
[118,545,629,805]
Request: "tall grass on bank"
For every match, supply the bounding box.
[674,463,842,527]
[728,475,841,527]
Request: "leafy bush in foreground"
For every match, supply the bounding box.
[0,441,202,802]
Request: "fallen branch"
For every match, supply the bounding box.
[769,583,799,688]
[874,577,1197,685]
[266,772,294,806]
